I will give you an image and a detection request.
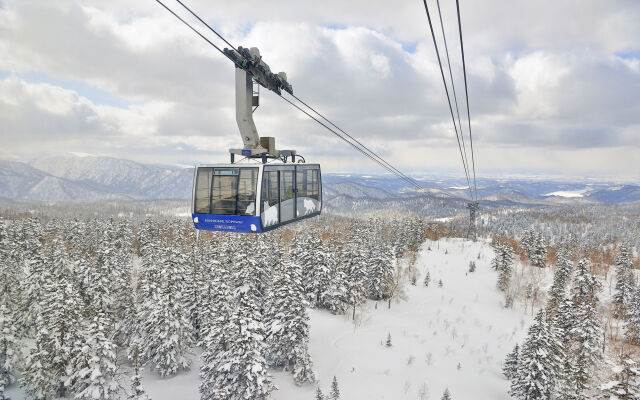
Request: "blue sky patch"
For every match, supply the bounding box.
[7,70,134,109]
[615,50,640,60]
[402,42,417,54]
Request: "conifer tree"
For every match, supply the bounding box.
[315,386,325,400]
[22,314,56,399]
[503,344,519,380]
[367,242,394,301]
[570,301,603,395]
[613,246,635,318]
[201,251,274,400]
[423,271,431,287]
[441,388,452,400]
[74,312,119,400]
[141,244,193,376]
[266,258,315,385]
[329,376,340,400]
[546,251,573,319]
[529,233,547,268]
[571,259,601,307]
[510,310,562,399]
[625,285,640,345]
[342,230,368,320]
[36,239,84,397]
[0,302,22,398]
[128,345,150,400]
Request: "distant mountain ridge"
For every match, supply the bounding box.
[0,154,638,205]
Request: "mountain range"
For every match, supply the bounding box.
[0,154,639,205]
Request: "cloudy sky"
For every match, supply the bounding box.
[0,0,639,181]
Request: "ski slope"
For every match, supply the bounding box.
[145,238,531,400]
[271,238,532,399]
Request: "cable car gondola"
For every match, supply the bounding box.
[191,46,322,233]
[192,163,321,233]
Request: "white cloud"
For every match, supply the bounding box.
[0,0,638,180]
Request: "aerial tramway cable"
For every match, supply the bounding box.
[455,0,478,201]
[420,0,473,200]
[435,0,472,192]
[156,0,424,190]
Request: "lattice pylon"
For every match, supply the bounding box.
[467,201,479,241]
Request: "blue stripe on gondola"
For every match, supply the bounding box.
[192,214,263,233]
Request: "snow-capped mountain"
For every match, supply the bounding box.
[30,155,194,199]
[1,154,638,204]
[0,160,120,202]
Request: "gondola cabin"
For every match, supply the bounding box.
[192,163,322,233]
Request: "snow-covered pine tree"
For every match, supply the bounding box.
[625,285,640,345]
[74,312,119,400]
[545,251,573,319]
[510,309,562,400]
[529,233,547,268]
[315,386,324,400]
[45,239,84,397]
[141,243,193,376]
[21,313,56,399]
[424,271,431,287]
[367,241,394,301]
[613,246,635,319]
[266,257,315,385]
[520,229,535,259]
[571,259,601,307]
[17,223,46,337]
[441,388,452,400]
[128,345,150,400]
[329,376,340,400]
[342,228,368,320]
[324,245,349,315]
[0,219,23,321]
[570,300,603,396]
[311,238,335,309]
[199,257,234,400]
[553,295,578,400]
[0,301,22,397]
[503,344,519,380]
[201,248,274,400]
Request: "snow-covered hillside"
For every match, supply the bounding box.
[141,238,530,400]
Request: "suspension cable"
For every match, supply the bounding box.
[279,95,422,189]
[436,0,471,191]
[155,0,424,190]
[289,93,422,189]
[420,0,473,199]
[455,0,478,201]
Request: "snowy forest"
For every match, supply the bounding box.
[0,214,428,399]
[1,203,640,399]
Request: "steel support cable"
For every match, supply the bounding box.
[455,0,478,200]
[436,0,471,188]
[289,93,422,189]
[420,0,473,200]
[278,95,422,189]
[173,0,239,53]
[155,0,423,190]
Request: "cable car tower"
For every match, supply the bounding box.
[467,201,478,241]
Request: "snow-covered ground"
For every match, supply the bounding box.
[147,238,531,400]
[271,238,531,399]
[4,238,533,400]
